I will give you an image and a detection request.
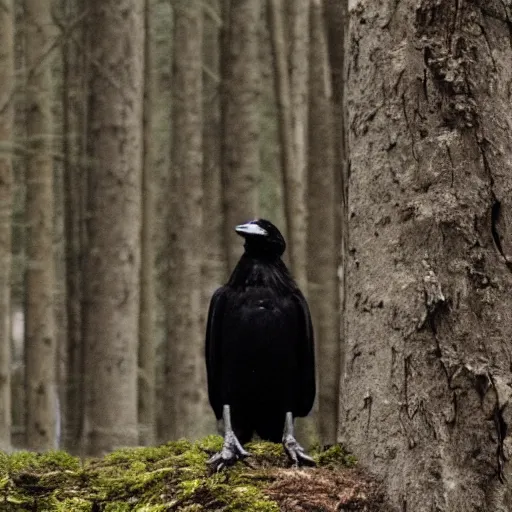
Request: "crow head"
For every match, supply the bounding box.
[235,219,286,258]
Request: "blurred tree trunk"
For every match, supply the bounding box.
[283,0,310,292]
[267,0,295,241]
[202,0,226,310]
[138,0,156,446]
[24,0,58,451]
[221,0,261,270]
[11,1,28,449]
[149,0,173,444]
[62,0,87,453]
[166,0,208,441]
[307,0,339,447]
[0,0,14,452]
[83,0,144,456]
[202,0,225,436]
[324,0,348,443]
[162,146,178,442]
[54,129,66,451]
[258,8,286,230]
[344,1,512,509]
[52,5,67,451]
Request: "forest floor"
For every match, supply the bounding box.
[1,436,387,511]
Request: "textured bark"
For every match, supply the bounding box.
[24,0,58,451]
[138,0,156,447]
[0,0,14,452]
[62,0,87,453]
[202,0,226,312]
[307,0,339,447]
[83,0,144,456]
[283,0,310,293]
[343,1,512,510]
[166,0,209,440]
[221,0,261,270]
[324,0,348,444]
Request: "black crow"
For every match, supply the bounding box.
[205,219,315,470]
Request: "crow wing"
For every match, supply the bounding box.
[292,289,316,417]
[205,286,228,420]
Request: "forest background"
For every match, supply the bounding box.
[0,0,344,456]
[2,0,512,511]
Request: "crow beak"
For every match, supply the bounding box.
[235,223,268,237]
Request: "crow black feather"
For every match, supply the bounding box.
[205,219,315,468]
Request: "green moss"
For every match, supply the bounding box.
[2,438,364,511]
[222,484,279,512]
[53,497,93,512]
[0,450,9,476]
[314,444,357,468]
[104,503,131,512]
[195,434,224,453]
[133,507,168,512]
[246,440,285,458]
[2,450,83,511]
[8,450,80,473]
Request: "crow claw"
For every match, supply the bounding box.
[207,430,250,471]
[283,435,316,468]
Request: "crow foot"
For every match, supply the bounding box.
[207,429,250,472]
[282,434,316,467]
[282,412,315,467]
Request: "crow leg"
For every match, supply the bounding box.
[282,412,315,467]
[208,405,250,471]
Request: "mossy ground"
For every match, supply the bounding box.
[0,437,386,511]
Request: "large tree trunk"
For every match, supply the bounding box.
[343,1,512,510]
[166,0,209,440]
[83,0,144,456]
[307,0,339,447]
[221,0,261,270]
[0,0,14,452]
[24,0,58,451]
[138,0,156,447]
